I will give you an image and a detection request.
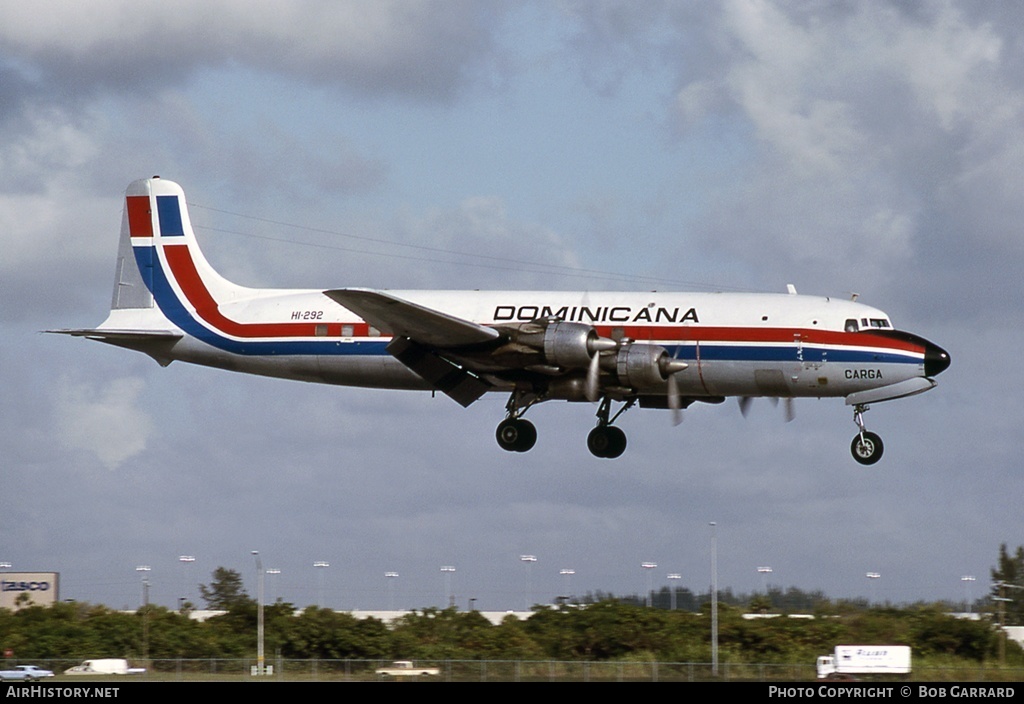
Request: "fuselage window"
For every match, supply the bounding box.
[844,319,859,332]
[868,318,891,328]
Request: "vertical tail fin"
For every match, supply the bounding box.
[117,177,250,316]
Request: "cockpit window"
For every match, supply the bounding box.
[850,318,891,331]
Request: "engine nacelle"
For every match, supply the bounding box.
[612,342,687,391]
[509,320,616,370]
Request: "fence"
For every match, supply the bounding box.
[20,659,1024,682]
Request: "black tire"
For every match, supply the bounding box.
[496,418,537,452]
[587,426,627,458]
[851,431,884,465]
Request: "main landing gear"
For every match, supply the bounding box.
[495,392,633,458]
[586,397,633,459]
[850,403,884,465]
[496,417,537,453]
[495,390,539,453]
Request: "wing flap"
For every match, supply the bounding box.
[387,336,491,407]
[323,288,500,348]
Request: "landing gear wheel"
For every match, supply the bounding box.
[496,418,537,453]
[851,431,884,465]
[587,426,627,459]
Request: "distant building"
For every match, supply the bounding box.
[0,572,59,610]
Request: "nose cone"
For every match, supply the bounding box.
[924,342,951,377]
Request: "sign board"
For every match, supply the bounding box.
[0,573,60,610]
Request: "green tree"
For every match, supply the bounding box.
[199,567,251,611]
[990,543,1024,626]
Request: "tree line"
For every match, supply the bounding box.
[0,544,1020,668]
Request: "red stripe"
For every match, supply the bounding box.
[163,244,360,338]
[592,325,922,353]
[161,243,921,354]
[126,196,152,238]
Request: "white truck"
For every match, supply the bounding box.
[64,659,146,676]
[816,645,911,680]
[375,660,440,678]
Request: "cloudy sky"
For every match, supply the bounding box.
[2,1,1021,613]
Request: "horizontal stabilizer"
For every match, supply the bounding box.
[324,288,500,348]
[45,328,182,341]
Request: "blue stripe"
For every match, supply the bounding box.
[137,246,922,366]
[156,196,184,236]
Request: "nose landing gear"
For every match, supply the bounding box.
[850,404,884,465]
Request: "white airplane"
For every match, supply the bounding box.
[54,177,950,462]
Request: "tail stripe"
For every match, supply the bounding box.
[156,196,185,236]
[126,196,153,238]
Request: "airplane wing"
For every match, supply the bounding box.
[322,288,500,348]
[323,288,500,407]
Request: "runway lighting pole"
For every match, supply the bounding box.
[252,551,265,676]
[520,555,537,611]
[961,575,976,613]
[642,562,657,607]
[560,569,575,601]
[710,522,718,677]
[314,561,329,609]
[757,566,773,594]
[135,565,151,608]
[440,566,455,608]
[385,572,399,611]
[668,573,681,610]
[135,566,151,665]
[266,568,281,604]
[866,572,880,605]
[178,555,195,611]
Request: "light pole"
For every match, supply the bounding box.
[178,555,195,611]
[757,566,773,594]
[668,573,681,610]
[961,575,976,613]
[866,572,880,605]
[440,566,455,608]
[314,561,329,609]
[135,565,151,608]
[266,568,281,604]
[642,562,657,607]
[560,569,575,601]
[710,522,718,677]
[520,555,537,611]
[252,551,265,675]
[385,572,399,611]
[135,566,151,665]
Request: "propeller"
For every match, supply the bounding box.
[738,396,795,422]
[584,335,618,402]
[770,397,796,423]
[659,352,689,426]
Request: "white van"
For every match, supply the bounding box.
[64,659,146,676]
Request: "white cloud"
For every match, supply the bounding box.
[54,376,154,470]
[0,1,500,100]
